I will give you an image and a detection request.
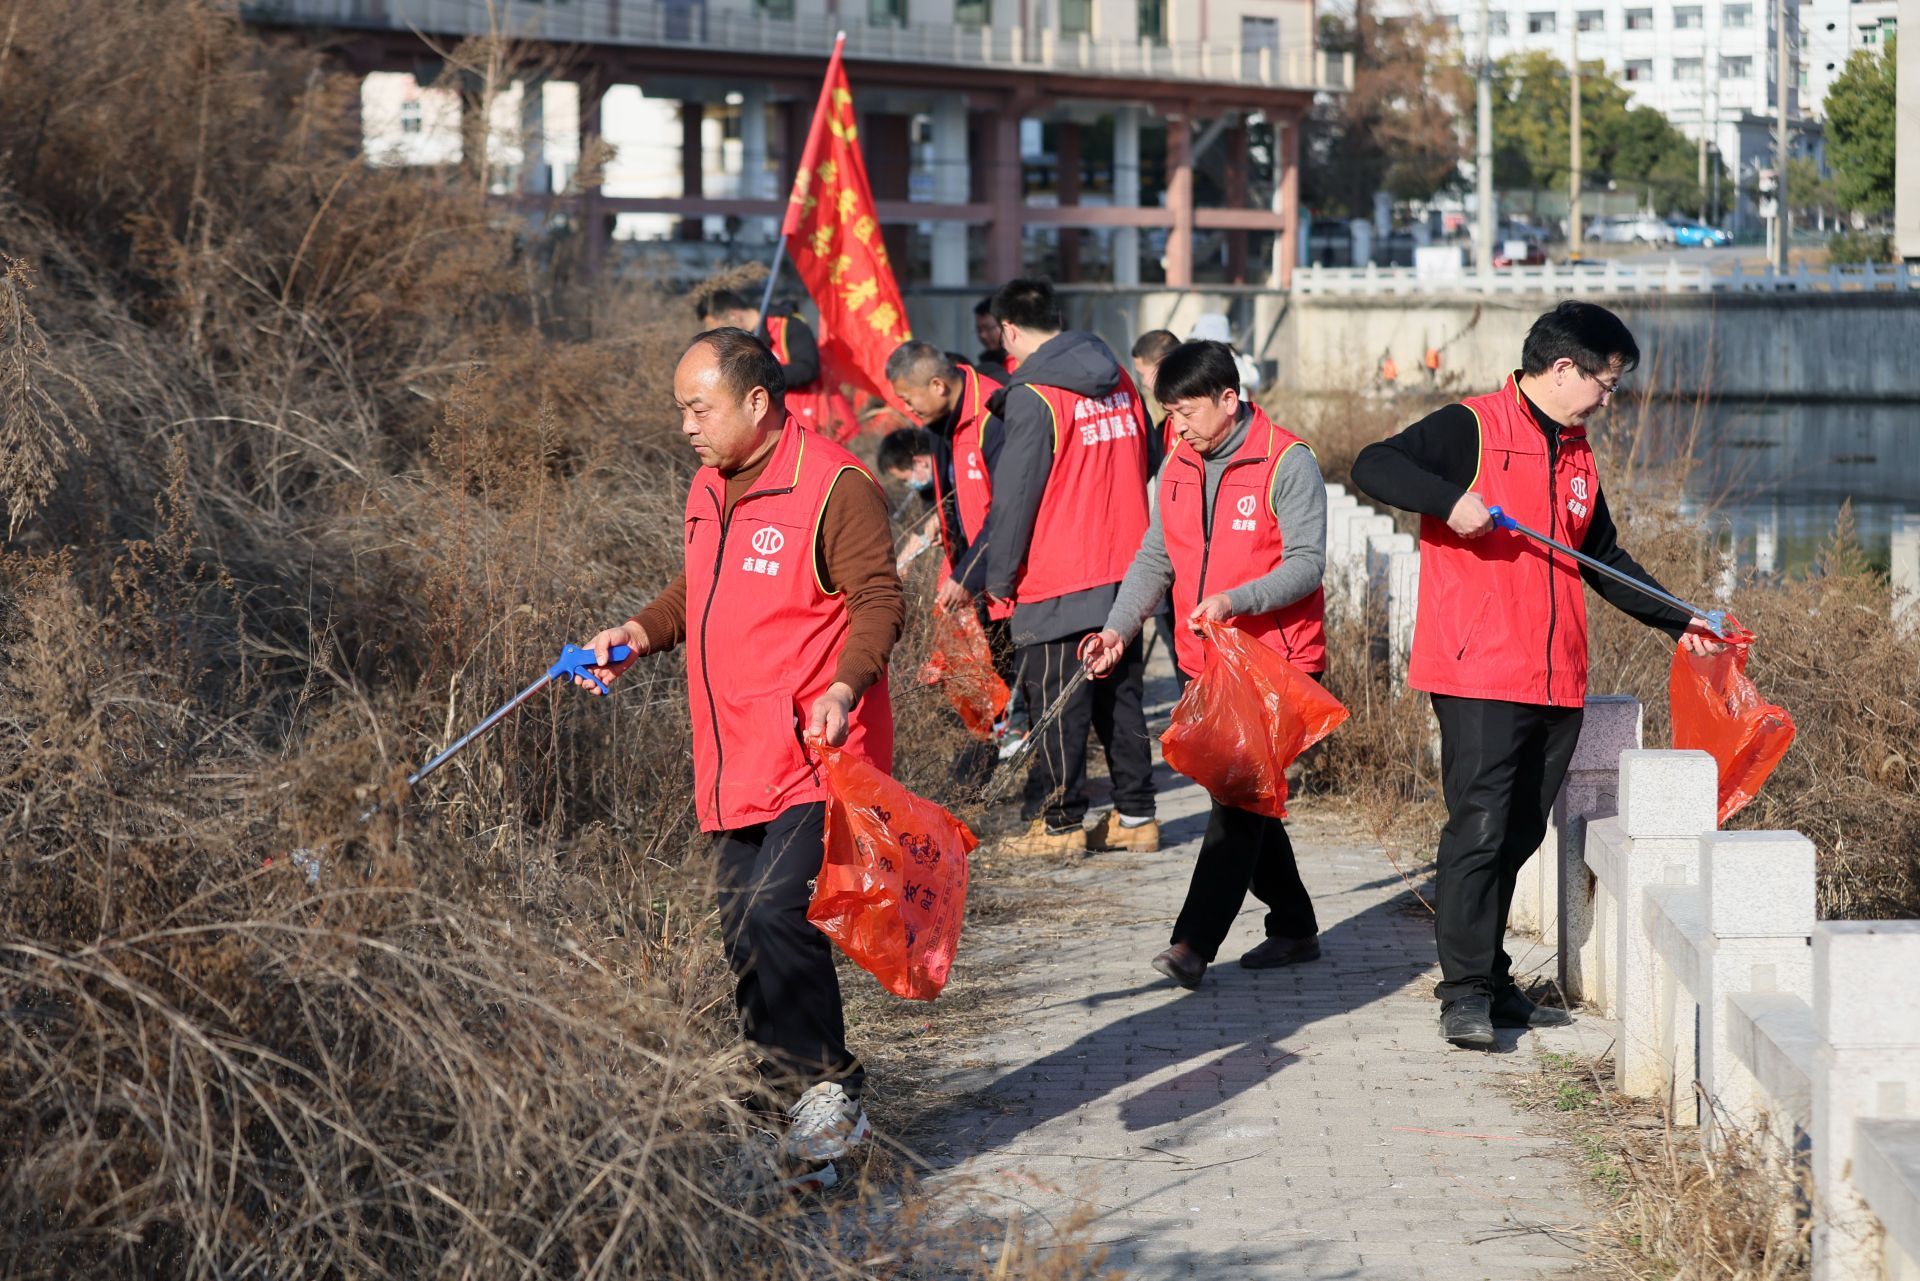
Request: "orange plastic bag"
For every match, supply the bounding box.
[1669,625,1795,824]
[917,606,1009,739]
[805,735,976,1001]
[1159,618,1349,819]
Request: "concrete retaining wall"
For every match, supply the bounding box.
[900,286,1920,403]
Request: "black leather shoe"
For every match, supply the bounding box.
[1440,995,1496,1048]
[1238,934,1322,968]
[1151,943,1208,989]
[1491,985,1574,1029]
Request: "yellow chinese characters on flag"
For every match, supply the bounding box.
[781,35,912,415]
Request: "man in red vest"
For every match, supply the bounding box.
[1084,340,1330,988]
[1353,301,1725,1049]
[700,290,855,439]
[984,278,1156,855]
[575,327,903,1188]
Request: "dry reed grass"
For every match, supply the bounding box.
[0,2,1110,1275]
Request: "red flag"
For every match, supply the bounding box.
[782,36,912,420]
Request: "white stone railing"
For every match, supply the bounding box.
[1294,259,1920,298]
[1551,736,1920,1280]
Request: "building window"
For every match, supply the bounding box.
[1241,16,1279,78]
[755,0,795,17]
[1673,5,1703,28]
[954,0,988,25]
[1724,3,1752,26]
[399,98,422,134]
[1527,11,1557,33]
[1488,11,1510,34]
[1674,55,1703,79]
[1625,8,1654,29]
[1138,0,1167,43]
[1061,0,1092,34]
[1721,53,1752,76]
[1624,58,1652,80]
[1577,9,1604,30]
[869,0,907,25]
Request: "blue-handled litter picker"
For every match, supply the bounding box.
[277,642,633,882]
[1486,505,1733,640]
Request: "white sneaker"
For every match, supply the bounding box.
[782,1082,870,1165]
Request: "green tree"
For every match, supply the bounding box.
[1824,39,1896,214]
[1303,4,1471,216]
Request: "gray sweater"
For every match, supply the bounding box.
[1103,409,1328,643]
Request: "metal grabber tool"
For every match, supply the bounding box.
[276,642,633,882]
[981,634,1099,803]
[1486,505,1734,640]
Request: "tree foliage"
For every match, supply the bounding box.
[1490,51,1722,216]
[1303,4,1471,216]
[1823,39,1896,214]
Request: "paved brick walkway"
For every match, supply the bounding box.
[924,765,1621,1279]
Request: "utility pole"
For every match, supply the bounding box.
[1773,0,1791,271]
[1570,32,1583,258]
[1476,0,1495,274]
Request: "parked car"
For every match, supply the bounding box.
[1492,238,1548,267]
[1666,218,1733,248]
[1588,215,1675,245]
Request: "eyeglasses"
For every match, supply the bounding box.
[1584,368,1623,399]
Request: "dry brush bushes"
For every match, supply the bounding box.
[0,1,1101,1275]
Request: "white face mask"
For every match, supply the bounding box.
[908,473,934,494]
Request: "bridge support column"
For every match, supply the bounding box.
[983,108,1023,285]
[1113,106,1141,285]
[680,100,705,242]
[518,75,550,196]
[581,75,608,279]
[1274,110,1300,289]
[1225,117,1249,284]
[1164,108,1193,287]
[1056,122,1083,281]
[739,83,771,243]
[930,93,969,287]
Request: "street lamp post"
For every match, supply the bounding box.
[1476,0,1494,275]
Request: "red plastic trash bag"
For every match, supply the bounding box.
[1669,624,1795,824]
[917,606,1009,739]
[1159,618,1349,820]
[805,734,976,1001]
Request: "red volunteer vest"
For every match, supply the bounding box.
[1160,406,1328,678]
[684,421,894,831]
[767,315,856,441]
[1407,374,1600,708]
[1011,370,1151,605]
[938,364,1013,621]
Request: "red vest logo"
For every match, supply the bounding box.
[1231,493,1258,532]
[743,525,786,577]
[1567,474,1590,520]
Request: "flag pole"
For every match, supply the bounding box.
[757,31,846,337]
[752,237,787,338]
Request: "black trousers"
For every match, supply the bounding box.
[1430,694,1584,1004]
[1172,801,1320,962]
[1017,631,1156,830]
[713,801,862,1099]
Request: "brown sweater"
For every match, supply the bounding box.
[630,443,904,701]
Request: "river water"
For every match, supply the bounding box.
[1665,401,1920,574]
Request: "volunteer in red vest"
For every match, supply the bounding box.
[983,278,1156,855]
[699,290,854,439]
[1352,301,1726,1049]
[1083,340,1330,988]
[884,342,1006,618]
[574,327,903,1187]
[1130,327,1184,686]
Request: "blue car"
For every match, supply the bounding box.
[1667,219,1733,248]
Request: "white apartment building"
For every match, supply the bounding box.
[1378,0,1823,230]
[1803,0,1897,114]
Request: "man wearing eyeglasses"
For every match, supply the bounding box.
[1352,301,1726,1050]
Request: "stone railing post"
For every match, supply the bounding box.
[1364,530,1414,627]
[1699,830,1815,1136]
[1893,513,1919,636]
[1554,696,1643,1000]
[1811,922,1920,1281]
[1613,749,1718,1097]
